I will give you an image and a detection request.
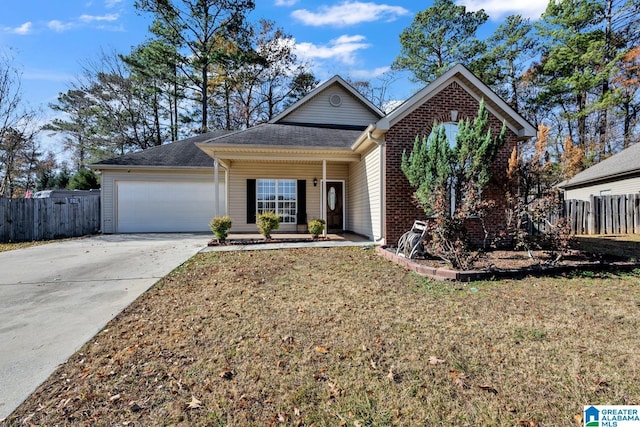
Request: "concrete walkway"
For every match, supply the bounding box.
[0,234,207,420]
[201,232,376,252]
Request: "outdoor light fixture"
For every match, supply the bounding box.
[313,177,318,186]
[451,110,459,122]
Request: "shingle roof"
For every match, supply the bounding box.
[201,123,366,150]
[91,130,231,168]
[559,142,640,188]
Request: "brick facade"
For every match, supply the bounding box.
[384,81,518,247]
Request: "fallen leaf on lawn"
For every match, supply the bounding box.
[186,396,202,409]
[110,393,121,402]
[429,356,445,365]
[478,384,498,394]
[314,371,328,381]
[219,370,234,380]
[387,366,398,382]
[518,420,539,427]
[21,413,35,424]
[327,382,344,398]
[573,414,583,424]
[315,346,329,354]
[449,370,469,389]
[129,401,142,413]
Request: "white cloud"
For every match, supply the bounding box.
[292,1,410,27]
[349,66,391,79]
[294,34,371,65]
[456,0,548,20]
[275,0,298,6]
[79,13,119,23]
[45,13,120,33]
[47,20,75,33]
[105,0,123,7]
[23,69,75,83]
[4,22,33,35]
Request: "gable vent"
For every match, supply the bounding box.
[329,94,342,107]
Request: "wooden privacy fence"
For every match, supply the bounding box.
[0,196,100,243]
[564,194,640,235]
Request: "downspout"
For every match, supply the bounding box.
[368,131,386,245]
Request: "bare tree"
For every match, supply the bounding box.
[0,54,40,198]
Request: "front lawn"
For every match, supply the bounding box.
[5,247,640,426]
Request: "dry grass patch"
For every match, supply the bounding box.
[573,234,640,261]
[0,241,44,253]
[5,247,640,426]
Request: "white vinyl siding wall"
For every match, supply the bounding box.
[100,169,224,233]
[282,84,380,127]
[348,145,382,240]
[228,162,349,233]
[564,176,640,201]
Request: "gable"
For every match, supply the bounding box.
[377,64,535,140]
[389,81,494,139]
[280,83,380,128]
[272,76,384,129]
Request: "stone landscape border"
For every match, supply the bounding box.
[376,246,640,282]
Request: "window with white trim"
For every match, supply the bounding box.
[443,122,458,147]
[257,179,297,224]
[444,122,459,213]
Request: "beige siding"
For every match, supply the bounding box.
[348,145,382,240]
[228,162,349,233]
[100,169,224,233]
[283,84,380,127]
[565,177,640,201]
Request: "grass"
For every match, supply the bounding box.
[4,246,640,426]
[572,234,640,261]
[0,241,45,253]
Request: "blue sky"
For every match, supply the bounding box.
[1,0,549,159]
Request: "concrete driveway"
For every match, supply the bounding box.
[0,233,208,420]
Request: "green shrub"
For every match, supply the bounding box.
[257,211,280,239]
[308,218,325,239]
[209,215,232,243]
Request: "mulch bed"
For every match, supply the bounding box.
[379,246,640,281]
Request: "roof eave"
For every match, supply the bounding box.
[89,164,216,172]
[559,169,640,189]
[197,142,361,162]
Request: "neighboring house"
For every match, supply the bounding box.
[93,64,535,245]
[558,142,640,201]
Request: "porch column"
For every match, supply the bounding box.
[322,159,327,237]
[214,157,220,217]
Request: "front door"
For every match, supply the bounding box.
[326,181,343,232]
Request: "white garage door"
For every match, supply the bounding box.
[116,180,224,232]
